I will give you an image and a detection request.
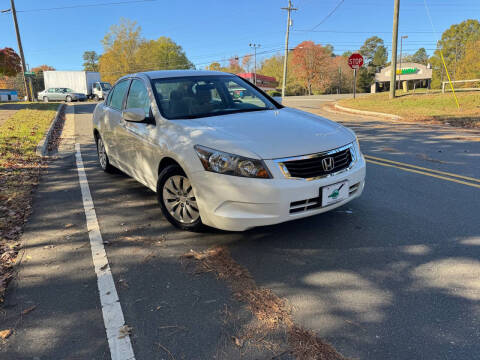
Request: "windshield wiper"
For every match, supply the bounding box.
[170,108,272,120]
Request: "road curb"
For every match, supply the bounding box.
[36,103,66,157]
[334,103,402,120]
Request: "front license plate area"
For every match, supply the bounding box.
[321,180,349,207]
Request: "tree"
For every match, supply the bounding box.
[328,56,354,94]
[456,40,480,81]
[135,37,193,71]
[0,48,22,77]
[99,18,144,84]
[291,41,334,95]
[360,36,387,66]
[430,19,480,87]
[221,56,244,74]
[31,64,55,73]
[83,51,99,71]
[357,36,388,92]
[411,48,429,65]
[207,62,221,71]
[242,54,253,72]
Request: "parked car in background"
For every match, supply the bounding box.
[43,71,111,100]
[92,70,366,231]
[37,88,87,102]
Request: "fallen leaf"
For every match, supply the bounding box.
[100,264,108,271]
[21,305,37,315]
[232,336,243,347]
[64,223,74,228]
[118,325,132,339]
[0,329,12,339]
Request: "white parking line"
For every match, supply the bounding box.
[75,143,136,360]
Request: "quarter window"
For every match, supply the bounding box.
[126,79,151,117]
[109,80,130,111]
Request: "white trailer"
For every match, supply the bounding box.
[43,71,111,100]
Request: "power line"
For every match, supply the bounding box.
[310,0,345,30]
[16,0,159,13]
[294,29,437,34]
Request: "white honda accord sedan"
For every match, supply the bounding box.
[92,70,365,231]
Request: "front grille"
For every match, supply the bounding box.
[281,146,353,179]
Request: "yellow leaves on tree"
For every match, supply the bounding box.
[98,18,193,84]
[456,40,480,83]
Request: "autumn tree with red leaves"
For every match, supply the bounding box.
[290,41,334,95]
[0,48,22,77]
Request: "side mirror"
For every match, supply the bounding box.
[122,108,146,122]
[273,96,283,104]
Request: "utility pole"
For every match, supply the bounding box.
[249,43,261,85]
[281,0,297,99]
[9,0,31,101]
[389,0,400,99]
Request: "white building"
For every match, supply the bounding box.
[372,62,433,93]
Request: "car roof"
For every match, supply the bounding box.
[120,70,235,81]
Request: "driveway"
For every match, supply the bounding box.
[1,101,479,359]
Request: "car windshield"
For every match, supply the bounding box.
[151,75,278,120]
[101,82,111,91]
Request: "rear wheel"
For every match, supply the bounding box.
[157,165,203,231]
[43,96,49,102]
[96,136,114,173]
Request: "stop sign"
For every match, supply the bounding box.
[348,53,364,69]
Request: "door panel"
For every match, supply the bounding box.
[121,79,158,188]
[103,80,131,168]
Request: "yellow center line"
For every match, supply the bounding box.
[366,159,480,189]
[364,154,480,184]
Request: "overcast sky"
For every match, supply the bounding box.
[0,0,477,70]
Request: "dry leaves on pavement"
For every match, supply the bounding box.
[182,247,346,360]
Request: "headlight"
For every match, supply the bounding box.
[352,138,361,162]
[194,145,272,179]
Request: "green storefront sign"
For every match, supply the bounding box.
[396,68,419,75]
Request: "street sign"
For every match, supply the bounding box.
[348,53,364,70]
[348,54,363,99]
[24,71,35,76]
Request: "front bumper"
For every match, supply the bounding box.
[190,155,366,231]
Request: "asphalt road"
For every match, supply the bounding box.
[2,98,479,360]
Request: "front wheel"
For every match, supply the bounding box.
[94,94,99,101]
[96,136,114,173]
[157,165,203,231]
[43,96,49,102]
[66,95,72,103]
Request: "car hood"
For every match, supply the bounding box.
[175,107,356,159]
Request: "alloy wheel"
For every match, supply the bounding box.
[97,138,107,169]
[162,175,199,224]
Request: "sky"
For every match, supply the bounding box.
[0,0,478,71]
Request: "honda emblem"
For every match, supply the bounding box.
[321,157,335,171]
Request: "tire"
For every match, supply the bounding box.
[157,165,204,231]
[94,94,99,101]
[95,135,115,173]
[43,96,49,102]
[66,95,72,103]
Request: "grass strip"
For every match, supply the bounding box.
[0,103,58,302]
[338,91,480,128]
